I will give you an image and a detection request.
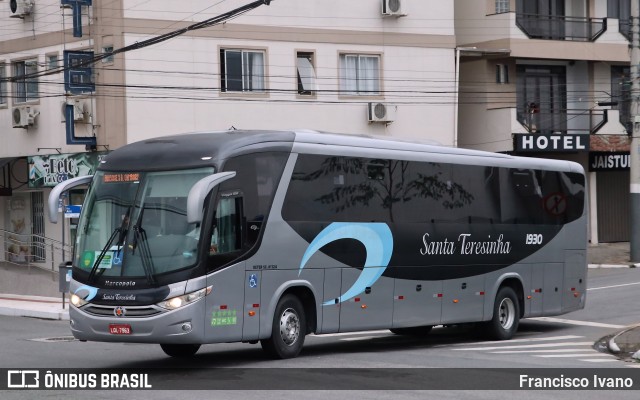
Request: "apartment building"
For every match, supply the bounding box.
[455,0,631,243]
[0,0,457,264]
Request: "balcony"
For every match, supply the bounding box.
[516,14,606,42]
[517,108,608,134]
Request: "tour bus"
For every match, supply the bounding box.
[48,130,587,359]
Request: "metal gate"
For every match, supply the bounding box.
[31,192,45,262]
[597,171,630,242]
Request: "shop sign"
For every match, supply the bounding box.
[515,134,589,152]
[588,152,630,172]
[28,152,107,188]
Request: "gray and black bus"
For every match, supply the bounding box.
[48,130,587,359]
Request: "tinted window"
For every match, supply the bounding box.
[283,155,584,226]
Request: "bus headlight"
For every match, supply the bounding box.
[70,293,88,307]
[157,286,212,310]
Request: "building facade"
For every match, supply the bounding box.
[455,0,631,243]
[1,0,458,264]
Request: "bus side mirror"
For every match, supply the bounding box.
[186,171,236,224]
[48,175,94,224]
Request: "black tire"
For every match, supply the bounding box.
[483,286,520,340]
[261,294,306,359]
[160,343,200,358]
[389,326,433,336]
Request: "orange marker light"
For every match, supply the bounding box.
[361,304,367,309]
[248,311,256,317]
[453,299,459,304]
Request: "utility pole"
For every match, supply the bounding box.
[631,0,640,263]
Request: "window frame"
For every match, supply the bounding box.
[12,58,39,104]
[296,50,317,97]
[338,52,382,97]
[219,47,267,94]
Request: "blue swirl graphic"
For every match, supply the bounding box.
[298,223,393,305]
[74,285,98,301]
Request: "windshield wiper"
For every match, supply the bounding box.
[131,206,156,286]
[89,208,131,283]
[87,227,121,284]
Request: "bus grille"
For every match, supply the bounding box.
[82,304,163,318]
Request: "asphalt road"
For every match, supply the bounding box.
[2,267,640,399]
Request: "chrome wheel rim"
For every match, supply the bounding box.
[279,308,300,346]
[498,297,515,330]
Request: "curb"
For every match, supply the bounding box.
[588,264,633,269]
[0,294,70,321]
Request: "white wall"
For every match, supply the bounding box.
[123,0,455,36]
[0,0,92,41]
[122,34,456,145]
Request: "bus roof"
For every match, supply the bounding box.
[99,130,582,174]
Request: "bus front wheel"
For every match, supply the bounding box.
[261,294,306,359]
[160,343,200,358]
[483,286,520,340]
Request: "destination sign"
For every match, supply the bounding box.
[103,173,140,183]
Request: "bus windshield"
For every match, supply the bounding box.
[74,168,214,279]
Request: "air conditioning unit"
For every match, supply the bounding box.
[382,0,405,17]
[61,99,87,123]
[368,102,396,123]
[9,0,34,19]
[12,106,39,128]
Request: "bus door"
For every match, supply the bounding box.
[204,192,247,342]
[339,268,394,331]
[392,274,442,328]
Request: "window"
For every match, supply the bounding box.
[612,65,631,134]
[0,63,7,106]
[47,54,58,70]
[296,51,316,95]
[13,59,39,103]
[220,49,265,92]
[102,46,114,64]
[495,0,509,13]
[339,54,380,95]
[496,64,509,84]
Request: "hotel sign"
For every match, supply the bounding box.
[515,134,589,152]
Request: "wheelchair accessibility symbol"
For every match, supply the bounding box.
[249,274,258,288]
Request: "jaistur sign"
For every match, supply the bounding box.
[589,152,630,171]
[515,134,589,152]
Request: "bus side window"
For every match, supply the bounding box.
[210,195,244,255]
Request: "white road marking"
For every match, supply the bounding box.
[491,348,597,354]
[534,353,613,358]
[450,335,583,347]
[310,330,389,338]
[528,317,625,329]
[340,336,380,342]
[452,342,593,351]
[588,282,640,291]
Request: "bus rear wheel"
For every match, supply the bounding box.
[390,326,433,336]
[483,286,519,340]
[261,294,306,359]
[160,343,200,358]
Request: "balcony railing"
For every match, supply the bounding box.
[516,14,606,41]
[517,108,608,134]
[619,19,631,41]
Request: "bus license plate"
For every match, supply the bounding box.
[109,324,131,335]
